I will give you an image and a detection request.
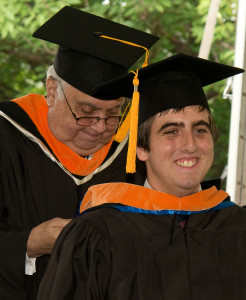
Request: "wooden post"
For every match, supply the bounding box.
[233,52,246,205]
[226,0,246,204]
[198,0,221,59]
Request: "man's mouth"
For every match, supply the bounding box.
[84,131,101,139]
[176,159,197,167]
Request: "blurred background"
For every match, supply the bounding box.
[0,0,240,185]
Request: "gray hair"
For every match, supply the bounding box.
[46,65,68,99]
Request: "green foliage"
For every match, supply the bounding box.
[0,0,239,178]
[0,0,83,99]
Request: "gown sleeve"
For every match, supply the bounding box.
[37,215,111,300]
[0,174,32,299]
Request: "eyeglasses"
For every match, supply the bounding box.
[59,83,121,127]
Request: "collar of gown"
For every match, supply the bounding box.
[80,182,229,213]
[12,94,113,176]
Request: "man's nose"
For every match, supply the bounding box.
[180,131,197,152]
[90,118,107,133]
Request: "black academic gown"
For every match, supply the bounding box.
[0,99,145,300]
[37,184,246,300]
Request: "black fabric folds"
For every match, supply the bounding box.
[38,203,246,300]
[0,101,146,299]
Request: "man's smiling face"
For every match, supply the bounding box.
[137,105,214,196]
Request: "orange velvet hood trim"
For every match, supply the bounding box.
[12,94,113,176]
[80,183,229,213]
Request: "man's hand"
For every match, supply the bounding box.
[27,218,72,258]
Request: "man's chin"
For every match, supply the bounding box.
[177,182,201,194]
[78,139,111,154]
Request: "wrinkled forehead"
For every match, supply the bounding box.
[65,83,125,110]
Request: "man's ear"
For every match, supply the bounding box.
[136,146,149,162]
[46,77,57,107]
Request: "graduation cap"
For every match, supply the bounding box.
[95,53,244,121]
[96,53,244,173]
[32,5,159,99]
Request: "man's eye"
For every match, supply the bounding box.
[106,111,118,116]
[164,129,177,135]
[107,108,121,115]
[78,106,95,114]
[195,128,207,134]
[82,106,93,112]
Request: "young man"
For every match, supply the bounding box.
[0,6,158,299]
[37,54,246,300]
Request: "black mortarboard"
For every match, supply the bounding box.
[94,53,244,123]
[99,53,244,173]
[32,6,159,99]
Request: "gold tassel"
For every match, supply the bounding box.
[98,34,149,173]
[114,103,131,143]
[99,35,149,67]
[126,72,139,173]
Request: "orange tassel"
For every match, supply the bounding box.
[126,74,139,173]
[114,103,131,143]
[98,34,149,173]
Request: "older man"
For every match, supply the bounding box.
[0,5,158,299]
[38,54,246,300]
